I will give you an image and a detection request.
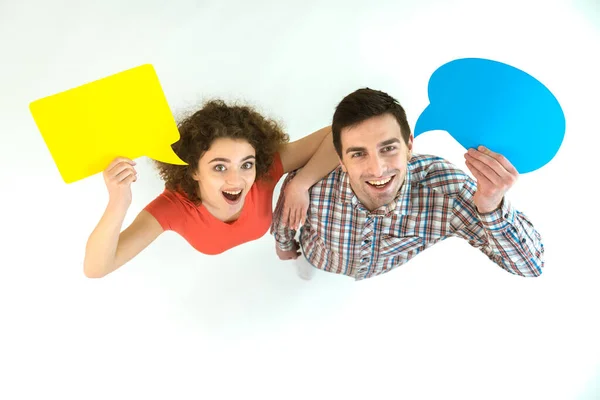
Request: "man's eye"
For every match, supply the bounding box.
[382,146,396,152]
[351,152,363,158]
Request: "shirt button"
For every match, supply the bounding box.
[504,213,509,219]
[521,238,526,243]
[361,258,369,263]
[363,239,371,245]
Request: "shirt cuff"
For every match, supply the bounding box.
[274,234,296,251]
[478,197,516,233]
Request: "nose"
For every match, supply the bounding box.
[224,168,243,186]
[366,155,385,178]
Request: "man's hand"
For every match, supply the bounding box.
[464,146,519,213]
[281,178,310,230]
[275,240,301,261]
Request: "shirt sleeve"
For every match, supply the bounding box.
[451,176,545,277]
[143,189,184,232]
[269,170,298,251]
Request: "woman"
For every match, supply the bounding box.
[83,99,337,278]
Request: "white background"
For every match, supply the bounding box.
[1,0,599,399]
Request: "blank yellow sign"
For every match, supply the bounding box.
[29,64,187,184]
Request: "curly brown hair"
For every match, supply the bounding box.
[153,99,289,204]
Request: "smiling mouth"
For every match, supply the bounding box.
[222,189,242,204]
[366,175,395,190]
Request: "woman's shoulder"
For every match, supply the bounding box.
[267,151,284,181]
[145,186,197,213]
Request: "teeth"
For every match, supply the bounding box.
[223,190,242,195]
[367,177,392,185]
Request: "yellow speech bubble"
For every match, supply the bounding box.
[29,64,187,184]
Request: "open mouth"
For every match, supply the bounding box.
[365,175,395,190]
[222,189,243,204]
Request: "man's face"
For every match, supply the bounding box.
[339,113,413,211]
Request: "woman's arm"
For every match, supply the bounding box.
[83,157,163,278]
[84,207,163,278]
[278,125,337,179]
[277,125,339,229]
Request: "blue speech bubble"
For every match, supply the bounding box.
[414,58,565,174]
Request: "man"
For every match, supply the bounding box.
[270,88,544,281]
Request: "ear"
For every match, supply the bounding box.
[191,165,200,181]
[190,158,202,181]
[406,134,414,160]
[338,155,347,173]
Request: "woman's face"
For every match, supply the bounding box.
[193,138,257,219]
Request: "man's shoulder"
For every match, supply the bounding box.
[409,153,471,196]
[311,166,345,191]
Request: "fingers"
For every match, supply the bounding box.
[282,200,291,227]
[294,207,307,229]
[104,160,137,187]
[287,250,299,260]
[288,242,301,259]
[284,206,304,230]
[465,159,494,187]
[292,209,300,230]
[276,240,302,261]
[106,156,136,172]
[106,157,137,183]
[290,207,308,230]
[278,250,300,261]
[468,148,503,175]
[299,206,307,227]
[464,152,501,185]
[468,147,503,176]
[467,146,517,179]
[122,172,138,185]
[465,146,519,190]
[479,146,519,175]
[288,208,296,229]
[112,164,137,183]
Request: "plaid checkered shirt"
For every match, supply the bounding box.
[270,154,544,280]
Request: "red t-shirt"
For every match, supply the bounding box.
[144,153,284,255]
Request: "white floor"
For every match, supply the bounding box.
[1,0,599,399]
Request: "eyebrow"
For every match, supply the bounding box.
[209,155,256,163]
[345,138,401,154]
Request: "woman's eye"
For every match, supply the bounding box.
[242,162,254,169]
[214,165,226,172]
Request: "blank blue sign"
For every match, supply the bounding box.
[414,58,565,174]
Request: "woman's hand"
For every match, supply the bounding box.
[103,157,138,209]
[281,178,310,230]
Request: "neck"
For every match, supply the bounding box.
[202,201,242,223]
[351,181,405,212]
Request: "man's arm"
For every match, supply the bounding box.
[452,177,545,277]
